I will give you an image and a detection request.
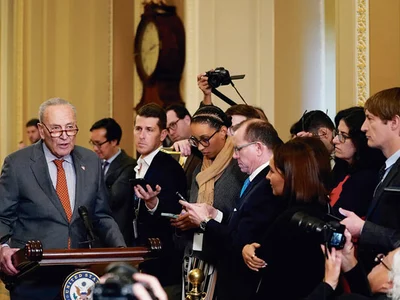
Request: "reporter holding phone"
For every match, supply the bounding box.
[133,104,187,300]
[171,105,246,299]
[174,119,285,300]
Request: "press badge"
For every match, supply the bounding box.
[193,232,204,251]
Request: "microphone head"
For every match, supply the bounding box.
[78,205,88,217]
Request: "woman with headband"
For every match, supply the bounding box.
[171,105,246,299]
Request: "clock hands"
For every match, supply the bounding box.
[134,43,160,56]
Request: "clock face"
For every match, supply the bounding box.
[138,21,160,77]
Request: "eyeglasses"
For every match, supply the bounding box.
[335,132,351,143]
[167,119,182,132]
[89,140,109,148]
[233,142,258,154]
[189,129,219,148]
[41,123,79,138]
[375,253,392,271]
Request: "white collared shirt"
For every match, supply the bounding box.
[382,149,400,181]
[249,160,270,182]
[135,147,161,179]
[134,147,162,213]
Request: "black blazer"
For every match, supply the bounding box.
[330,167,379,218]
[104,150,136,246]
[359,157,400,271]
[255,203,328,300]
[137,150,187,286]
[205,166,286,300]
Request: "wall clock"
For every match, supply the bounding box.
[134,2,185,109]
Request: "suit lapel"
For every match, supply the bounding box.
[105,151,123,182]
[367,159,400,218]
[144,151,162,181]
[71,149,87,222]
[237,166,269,208]
[30,142,69,222]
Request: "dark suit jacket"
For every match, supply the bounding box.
[255,203,328,300]
[205,166,286,300]
[0,141,125,299]
[359,157,400,271]
[104,149,136,246]
[0,141,125,249]
[136,150,187,286]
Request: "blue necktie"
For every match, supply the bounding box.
[240,177,251,197]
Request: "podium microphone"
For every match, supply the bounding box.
[78,206,96,248]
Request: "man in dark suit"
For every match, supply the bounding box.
[179,119,285,299]
[341,87,400,272]
[165,104,202,194]
[133,103,187,300]
[0,98,125,299]
[90,118,136,246]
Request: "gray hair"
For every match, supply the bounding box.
[38,98,77,122]
[389,250,400,300]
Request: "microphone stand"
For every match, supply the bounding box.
[78,206,96,249]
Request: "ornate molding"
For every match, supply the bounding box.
[15,0,24,142]
[108,0,113,116]
[356,0,369,106]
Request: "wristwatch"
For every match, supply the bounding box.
[199,217,211,232]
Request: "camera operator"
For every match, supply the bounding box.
[96,263,167,300]
[306,230,372,300]
[197,72,213,106]
[196,70,268,123]
[132,273,167,300]
[307,230,400,300]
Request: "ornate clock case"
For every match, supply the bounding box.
[134,3,185,109]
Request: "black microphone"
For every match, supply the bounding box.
[78,206,96,245]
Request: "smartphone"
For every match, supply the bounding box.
[161,213,179,219]
[325,213,343,222]
[130,178,157,191]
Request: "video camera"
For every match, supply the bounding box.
[291,212,346,249]
[93,263,157,300]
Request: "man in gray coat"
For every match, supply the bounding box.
[0,98,125,299]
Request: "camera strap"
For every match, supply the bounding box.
[326,203,332,214]
[211,88,237,106]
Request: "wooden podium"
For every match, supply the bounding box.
[1,239,161,290]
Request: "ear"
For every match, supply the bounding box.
[160,129,168,142]
[318,127,328,137]
[257,142,270,156]
[219,126,228,137]
[110,139,118,147]
[183,115,191,125]
[390,115,400,131]
[381,280,394,293]
[38,123,45,140]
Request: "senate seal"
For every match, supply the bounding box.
[62,270,100,300]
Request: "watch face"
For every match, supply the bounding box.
[138,21,160,77]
